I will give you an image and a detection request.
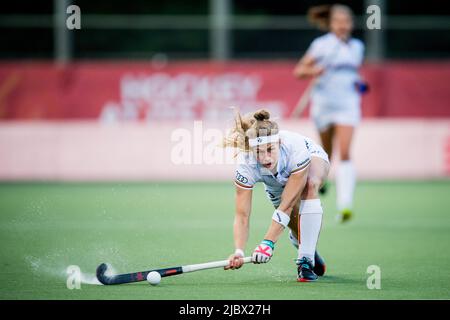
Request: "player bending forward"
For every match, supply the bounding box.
[223,109,330,282]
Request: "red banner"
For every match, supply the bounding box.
[0,61,449,121]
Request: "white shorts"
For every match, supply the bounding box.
[264,141,329,208]
[310,93,361,132]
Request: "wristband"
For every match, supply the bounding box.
[272,209,290,228]
[261,239,275,250]
[234,249,245,257]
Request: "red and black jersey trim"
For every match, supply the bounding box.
[234,180,253,189]
[290,158,311,174]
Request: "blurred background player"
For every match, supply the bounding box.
[293,4,367,223]
[223,109,329,282]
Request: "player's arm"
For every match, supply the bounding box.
[293,54,324,79]
[225,185,252,270]
[234,186,252,253]
[355,42,369,94]
[252,161,310,264]
[263,166,309,243]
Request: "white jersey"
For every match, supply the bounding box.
[234,130,328,206]
[306,33,365,130]
[307,32,364,97]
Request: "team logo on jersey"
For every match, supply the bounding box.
[235,171,249,184]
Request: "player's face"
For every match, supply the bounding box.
[330,10,353,40]
[253,142,280,171]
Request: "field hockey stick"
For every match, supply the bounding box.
[96,256,253,285]
[291,79,316,118]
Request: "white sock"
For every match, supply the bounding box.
[298,199,323,265]
[336,160,356,211]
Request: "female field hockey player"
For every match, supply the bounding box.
[293,4,367,222]
[223,109,329,282]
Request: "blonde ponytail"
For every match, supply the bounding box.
[223,108,279,153]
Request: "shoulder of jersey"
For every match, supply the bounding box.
[280,130,307,147]
[237,151,258,168]
[280,130,304,139]
[312,33,334,45]
[350,37,365,49]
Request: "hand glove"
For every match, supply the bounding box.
[354,80,370,94]
[252,239,274,264]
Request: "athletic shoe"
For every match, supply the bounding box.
[314,251,326,276]
[336,208,353,223]
[319,181,329,195]
[296,257,318,282]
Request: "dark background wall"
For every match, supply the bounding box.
[0,0,449,60]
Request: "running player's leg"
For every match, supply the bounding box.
[318,125,334,194]
[335,124,356,222]
[319,125,334,157]
[297,157,329,281]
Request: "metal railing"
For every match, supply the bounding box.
[0,0,449,62]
